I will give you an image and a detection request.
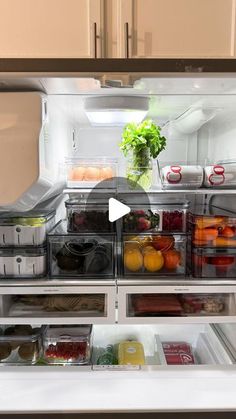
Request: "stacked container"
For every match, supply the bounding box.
[189,206,236,278]
[0,210,55,279]
[48,199,116,279]
[121,199,189,277]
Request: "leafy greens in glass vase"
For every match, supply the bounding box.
[120,119,167,190]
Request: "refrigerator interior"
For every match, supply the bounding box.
[0,75,236,373]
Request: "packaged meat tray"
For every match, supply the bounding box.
[0,325,45,365]
[180,294,226,315]
[0,209,55,246]
[130,294,183,317]
[190,206,236,248]
[123,234,186,277]
[43,325,92,365]
[48,221,115,278]
[192,248,236,278]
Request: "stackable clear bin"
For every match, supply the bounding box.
[43,325,92,365]
[0,247,47,278]
[0,325,44,365]
[122,199,189,233]
[48,221,115,278]
[66,157,117,188]
[0,210,55,246]
[65,199,114,233]
[204,162,236,188]
[122,233,186,277]
[190,206,236,248]
[159,163,203,190]
[192,248,236,278]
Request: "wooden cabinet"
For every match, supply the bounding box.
[115,0,236,58]
[0,0,103,58]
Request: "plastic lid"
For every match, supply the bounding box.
[0,246,47,256]
[191,205,236,217]
[65,198,108,207]
[0,209,56,219]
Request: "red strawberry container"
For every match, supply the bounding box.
[43,325,92,365]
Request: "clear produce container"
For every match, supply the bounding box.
[122,233,186,277]
[159,163,203,190]
[48,221,115,278]
[66,157,117,189]
[0,325,44,365]
[0,210,56,246]
[190,206,236,248]
[65,199,114,233]
[43,325,92,365]
[0,247,47,278]
[192,248,236,278]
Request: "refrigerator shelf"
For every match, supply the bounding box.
[64,188,236,195]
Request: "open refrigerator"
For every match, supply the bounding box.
[1,60,236,412]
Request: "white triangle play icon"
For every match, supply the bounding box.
[109,198,130,222]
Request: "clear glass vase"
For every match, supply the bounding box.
[126,148,153,190]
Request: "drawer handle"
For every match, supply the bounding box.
[125,22,130,58]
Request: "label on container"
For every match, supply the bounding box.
[92,364,140,371]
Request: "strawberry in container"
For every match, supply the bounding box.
[123,209,160,232]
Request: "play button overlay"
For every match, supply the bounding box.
[108,198,130,222]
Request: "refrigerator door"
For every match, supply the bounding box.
[0,92,64,212]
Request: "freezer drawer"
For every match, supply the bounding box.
[92,324,233,369]
[0,286,116,324]
[122,234,186,277]
[118,285,236,324]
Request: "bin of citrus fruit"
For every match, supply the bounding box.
[66,158,117,188]
[123,234,186,276]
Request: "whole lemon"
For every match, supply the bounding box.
[124,249,143,272]
[144,251,164,272]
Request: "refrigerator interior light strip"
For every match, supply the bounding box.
[84,95,149,126]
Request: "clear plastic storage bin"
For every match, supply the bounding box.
[122,234,186,276]
[43,325,92,365]
[0,210,55,246]
[0,325,44,365]
[192,248,236,278]
[190,206,236,248]
[66,157,117,189]
[159,163,203,190]
[179,294,227,315]
[0,247,47,278]
[48,221,115,278]
[65,199,114,233]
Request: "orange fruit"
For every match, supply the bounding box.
[124,249,143,272]
[143,251,164,272]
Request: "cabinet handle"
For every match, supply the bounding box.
[93,22,98,58]
[125,22,130,58]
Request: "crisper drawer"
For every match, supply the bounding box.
[118,286,236,324]
[48,221,116,279]
[91,324,233,370]
[0,286,116,324]
[122,234,186,277]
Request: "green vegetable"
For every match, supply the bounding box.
[120,119,166,159]
[119,119,167,189]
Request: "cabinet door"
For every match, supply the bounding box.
[118,0,236,58]
[0,0,103,58]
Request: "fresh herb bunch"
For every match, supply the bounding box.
[120,119,167,159]
[120,119,167,189]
